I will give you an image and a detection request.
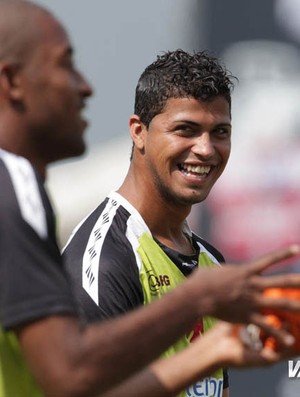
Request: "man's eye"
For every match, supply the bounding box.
[175,126,193,134]
[61,56,75,69]
[214,128,230,138]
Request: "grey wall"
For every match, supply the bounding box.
[35,0,208,147]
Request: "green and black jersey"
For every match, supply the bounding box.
[0,149,77,397]
[64,192,228,397]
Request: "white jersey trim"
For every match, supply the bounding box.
[0,149,47,239]
[110,192,151,272]
[196,240,221,266]
[62,206,96,253]
[82,195,120,305]
[81,191,152,303]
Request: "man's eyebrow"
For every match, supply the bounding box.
[174,120,232,127]
[215,122,232,127]
[173,120,200,126]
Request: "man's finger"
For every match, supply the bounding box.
[248,313,296,348]
[258,295,300,313]
[257,274,300,291]
[247,245,300,275]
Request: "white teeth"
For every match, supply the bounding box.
[184,164,211,175]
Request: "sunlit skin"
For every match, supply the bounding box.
[2,4,300,397]
[0,11,92,178]
[20,15,93,167]
[119,96,231,253]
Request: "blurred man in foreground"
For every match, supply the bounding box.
[1,1,300,397]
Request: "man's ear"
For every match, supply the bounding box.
[129,114,147,150]
[0,63,24,102]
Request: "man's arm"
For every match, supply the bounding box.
[18,245,300,397]
[101,321,295,397]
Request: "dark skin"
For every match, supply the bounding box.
[17,247,300,397]
[119,97,231,255]
[2,2,300,397]
[102,321,295,397]
[0,5,92,179]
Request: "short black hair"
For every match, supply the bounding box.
[134,49,235,127]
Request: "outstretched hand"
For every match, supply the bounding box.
[190,245,300,345]
[210,321,295,368]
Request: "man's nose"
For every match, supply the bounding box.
[78,71,93,98]
[191,132,214,158]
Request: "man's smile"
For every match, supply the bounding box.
[177,163,212,179]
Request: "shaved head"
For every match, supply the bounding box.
[0,0,63,64]
[0,0,92,174]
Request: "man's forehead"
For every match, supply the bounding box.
[37,12,69,44]
[162,97,231,116]
[29,13,72,59]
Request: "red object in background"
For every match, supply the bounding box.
[207,188,300,263]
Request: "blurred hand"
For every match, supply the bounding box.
[208,321,295,368]
[189,245,300,345]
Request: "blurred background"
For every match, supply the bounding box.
[36,0,300,395]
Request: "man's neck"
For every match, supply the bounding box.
[117,176,193,255]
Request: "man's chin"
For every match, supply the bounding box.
[180,196,206,205]
[67,144,86,159]
[166,192,208,207]
[51,141,87,164]
[176,188,210,205]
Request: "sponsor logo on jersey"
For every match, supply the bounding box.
[182,260,198,268]
[147,270,170,293]
[186,377,223,397]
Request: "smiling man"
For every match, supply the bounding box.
[3,2,300,396]
[63,50,234,397]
